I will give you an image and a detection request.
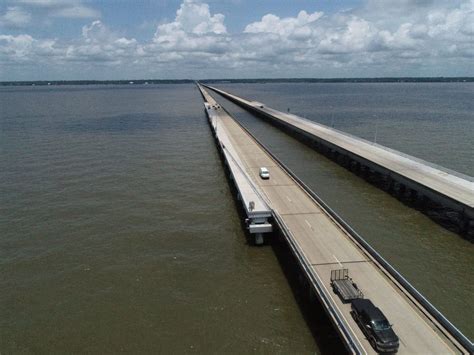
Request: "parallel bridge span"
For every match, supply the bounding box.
[197,83,473,354]
[203,84,474,240]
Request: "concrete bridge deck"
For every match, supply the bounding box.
[198,84,471,354]
[200,89,272,243]
[203,85,474,235]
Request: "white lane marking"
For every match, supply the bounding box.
[399,335,407,348]
[295,241,364,353]
[286,196,292,202]
[333,254,343,268]
[305,219,313,230]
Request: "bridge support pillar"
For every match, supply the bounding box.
[460,213,473,239]
[409,188,418,203]
[399,184,406,197]
[254,233,264,245]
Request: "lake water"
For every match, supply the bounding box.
[213,82,474,176]
[1,83,472,353]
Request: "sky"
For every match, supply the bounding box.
[0,0,473,80]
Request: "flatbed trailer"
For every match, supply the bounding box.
[331,269,364,303]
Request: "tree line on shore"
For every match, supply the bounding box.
[1,77,472,86]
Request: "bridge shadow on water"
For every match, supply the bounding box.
[267,231,349,354]
[238,217,348,353]
[209,106,348,353]
[234,204,348,353]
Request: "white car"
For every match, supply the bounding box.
[259,167,270,179]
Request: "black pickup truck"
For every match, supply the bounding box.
[351,299,400,353]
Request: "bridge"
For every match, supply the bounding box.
[203,84,474,239]
[197,84,472,354]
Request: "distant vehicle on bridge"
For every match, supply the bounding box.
[259,167,270,179]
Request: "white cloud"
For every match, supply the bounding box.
[174,0,226,34]
[16,0,75,7]
[82,20,115,43]
[0,20,137,69]
[144,0,229,63]
[0,0,473,79]
[50,5,100,19]
[152,0,227,44]
[11,0,100,19]
[169,0,227,34]
[244,10,322,38]
[317,16,378,54]
[64,21,138,63]
[0,34,34,62]
[0,6,31,27]
[0,33,63,65]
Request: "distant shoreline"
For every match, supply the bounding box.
[1,77,473,86]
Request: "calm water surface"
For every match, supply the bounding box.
[1,83,473,353]
[212,82,473,339]
[1,85,317,353]
[215,82,473,176]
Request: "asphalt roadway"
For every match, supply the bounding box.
[200,85,466,354]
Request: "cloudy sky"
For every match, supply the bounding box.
[0,0,473,80]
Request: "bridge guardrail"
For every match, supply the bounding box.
[272,213,364,354]
[210,89,474,353]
